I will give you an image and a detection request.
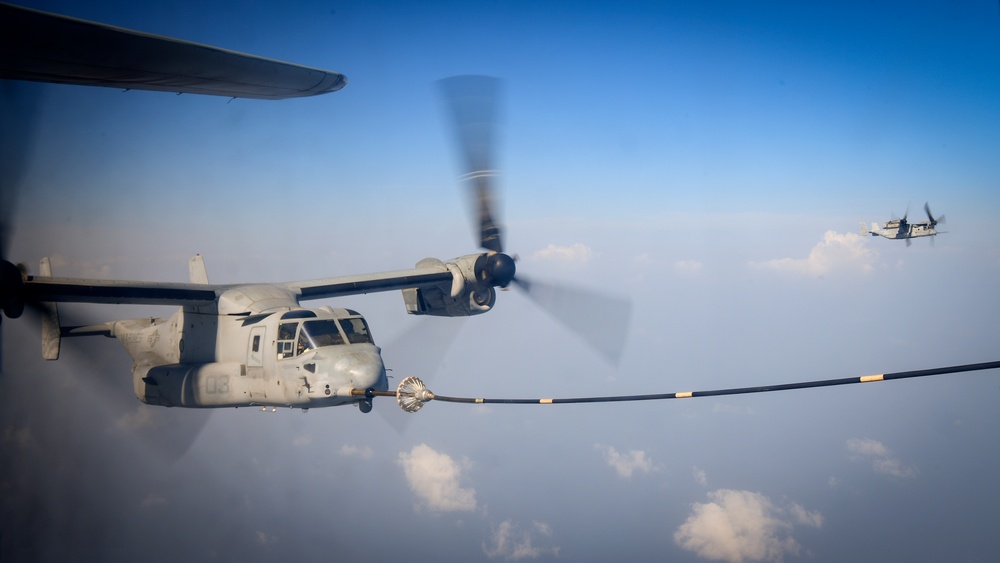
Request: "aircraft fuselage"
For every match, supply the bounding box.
[867,219,938,240]
[111,303,388,411]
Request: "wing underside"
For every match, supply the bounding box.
[0,2,347,100]
[20,266,454,308]
[287,268,455,301]
[23,276,218,306]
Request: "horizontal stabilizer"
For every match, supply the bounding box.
[63,324,114,338]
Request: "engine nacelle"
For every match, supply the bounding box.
[401,253,513,317]
[402,283,496,317]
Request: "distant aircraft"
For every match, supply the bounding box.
[862,203,945,246]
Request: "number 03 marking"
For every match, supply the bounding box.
[206,375,230,394]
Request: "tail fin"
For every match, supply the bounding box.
[859,221,869,236]
[189,254,209,284]
[39,257,61,360]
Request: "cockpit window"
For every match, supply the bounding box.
[296,329,313,355]
[277,318,371,359]
[339,318,373,344]
[301,320,346,348]
[277,322,298,359]
[278,322,297,341]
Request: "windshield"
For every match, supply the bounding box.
[300,319,345,351]
[339,318,373,344]
[277,317,373,358]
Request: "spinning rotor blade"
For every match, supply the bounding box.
[924,202,944,226]
[1,81,43,367]
[439,75,504,252]
[514,277,631,365]
[439,75,631,364]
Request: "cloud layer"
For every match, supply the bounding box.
[846,438,916,478]
[751,231,877,277]
[531,243,595,265]
[483,520,560,560]
[595,444,658,478]
[674,489,822,563]
[398,444,477,513]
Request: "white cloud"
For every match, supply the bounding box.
[846,438,916,478]
[846,437,887,457]
[694,467,708,487]
[674,489,822,563]
[595,444,658,478]
[340,444,373,459]
[750,231,877,277]
[483,520,560,560]
[788,503,824,528]
[398,444,477,513]
[531,243,594,265]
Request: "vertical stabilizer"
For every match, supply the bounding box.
[859,221,869,236]
[39,257,61,360]
[189,254,209,284]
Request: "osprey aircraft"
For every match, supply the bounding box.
[0,5,629,414]
[862,202,945,246]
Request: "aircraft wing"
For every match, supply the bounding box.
[286,267,455,301]
[18,263,457,308]
[23,276,218,306]
[0,3,347,100]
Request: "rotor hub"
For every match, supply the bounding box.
[475,252,516,288]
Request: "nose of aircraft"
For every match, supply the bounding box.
[333,345,387,393]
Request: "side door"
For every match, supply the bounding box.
[246,326,267,398]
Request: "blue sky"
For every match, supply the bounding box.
[3,1,1000,562]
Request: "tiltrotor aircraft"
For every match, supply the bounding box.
[862,202,945,246]
[0,5,628,414]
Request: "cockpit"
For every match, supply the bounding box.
[276,309,374,359]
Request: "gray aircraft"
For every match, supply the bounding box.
[0,6,629,415]
[862,202,945,246]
